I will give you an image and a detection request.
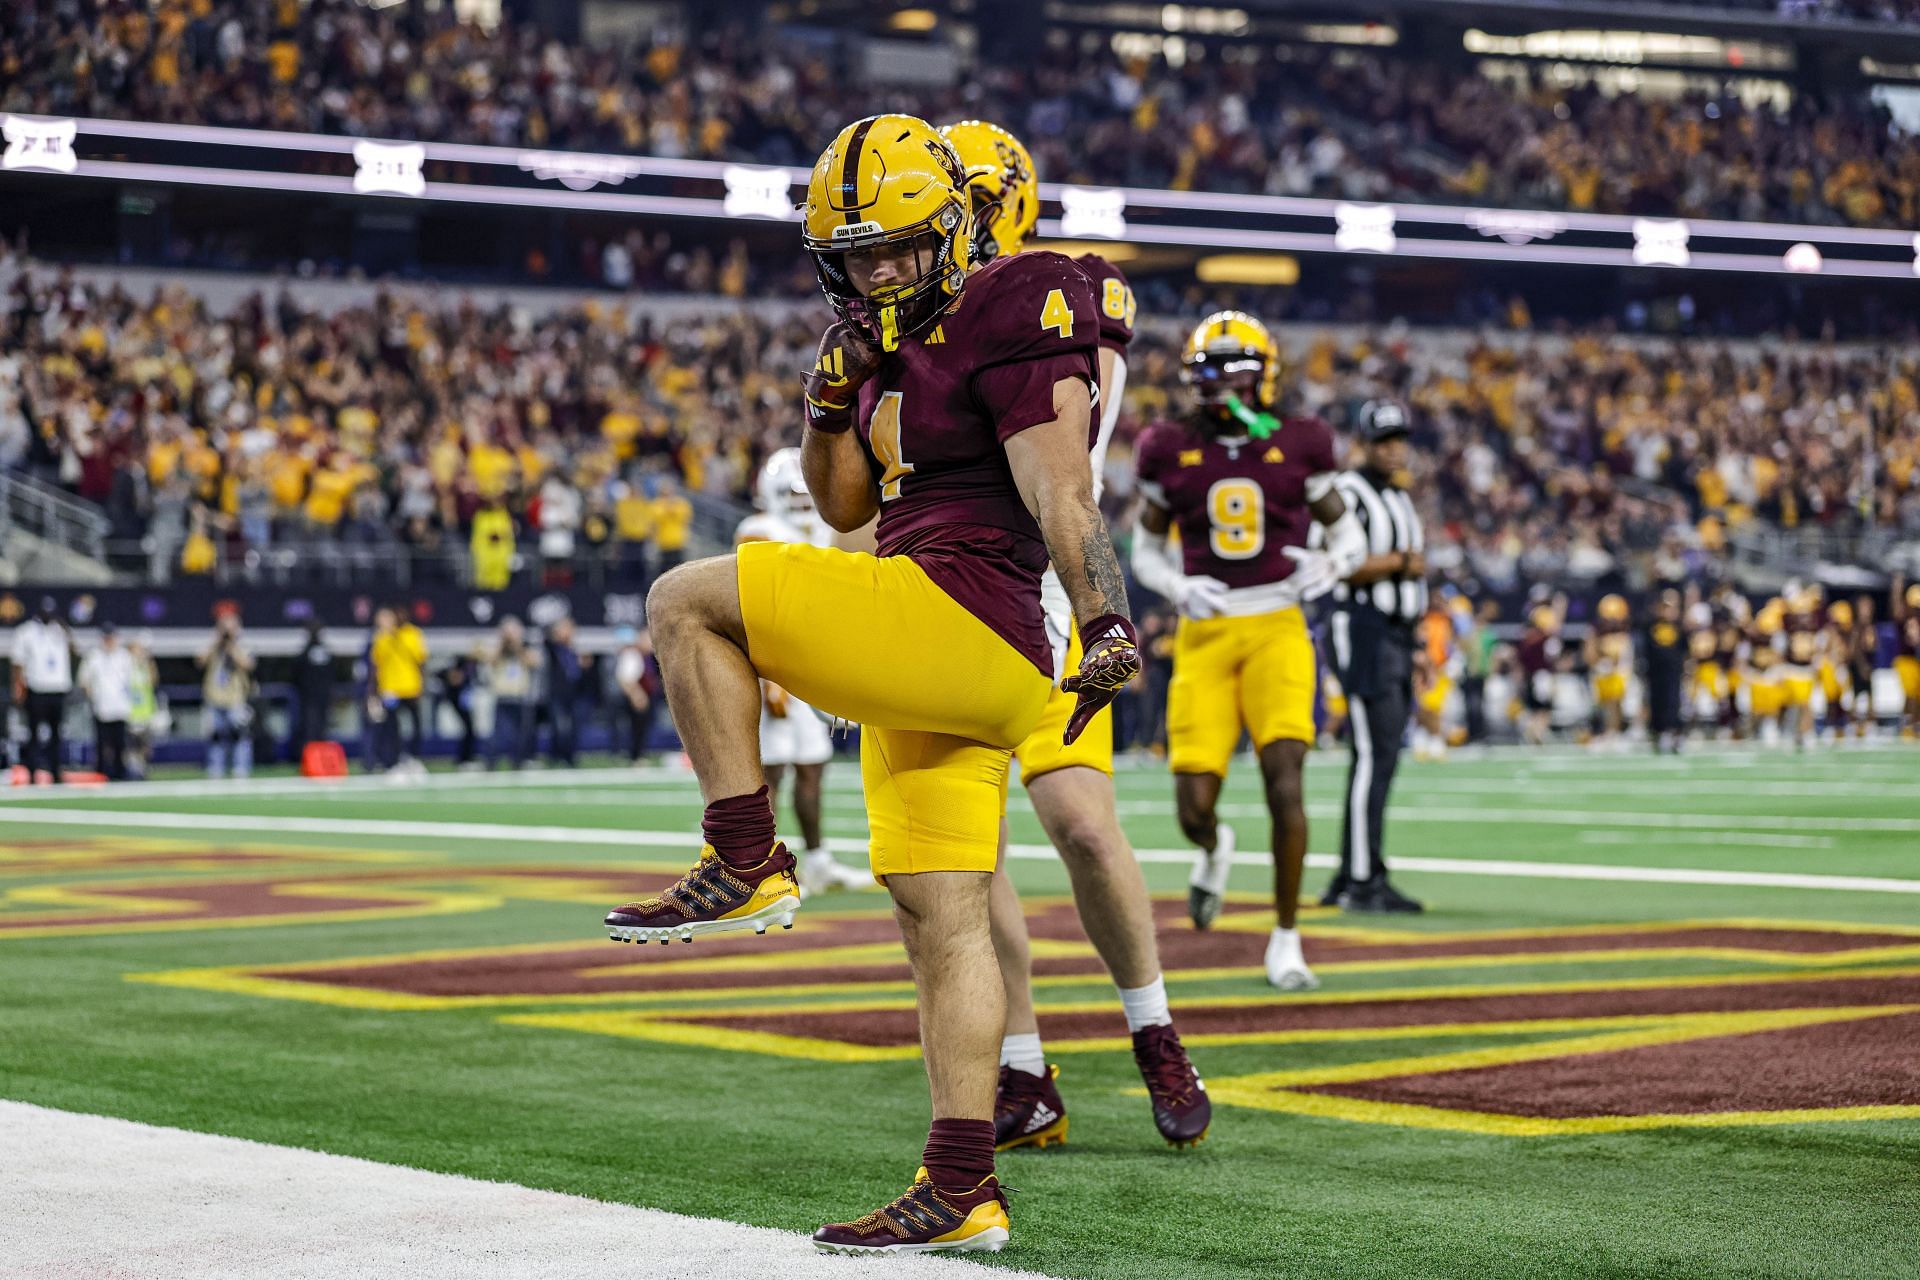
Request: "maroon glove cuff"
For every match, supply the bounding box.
[802,384,856,434]
[1079,613,1138,653]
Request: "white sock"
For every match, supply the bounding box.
[1117,977,1171,1032]
[1000,1032,1045,1077]
[1269,927,1302,959]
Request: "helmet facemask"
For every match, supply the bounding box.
[807,203,966,351]
[1182,351,1268,423]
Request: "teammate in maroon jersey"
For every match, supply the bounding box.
[941,119,1209,1152]
[1130,311,1365,990]
[604,114,1140,1255]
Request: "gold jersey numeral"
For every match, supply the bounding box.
[1206,478,1265,560]
[867,390,916,501]
[1040,288,1075,339]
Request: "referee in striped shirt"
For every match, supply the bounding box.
[1322,401,1425,914]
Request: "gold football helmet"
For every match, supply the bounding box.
[1829,600,1854,629]
[1181,310,1282,411]
[1598,594,1629,624]
[939,119,1037,265]
[802,114,970,351]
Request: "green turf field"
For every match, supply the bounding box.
[3,744,1918,1279]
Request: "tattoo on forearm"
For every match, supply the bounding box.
[1077,505,1131,620]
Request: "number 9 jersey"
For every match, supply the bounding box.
[1133,415,1341,601]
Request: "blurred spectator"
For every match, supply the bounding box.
[78,622,135,780]
[541,616,590,767]
[199,610,255,778]
[125,632,158,779]
[15,597,74,783]
[484,616,539,770]
[293,620,336,755]
[437,650,481,770]
[471,501,517,592]
[612,625,660,763]
[651,477,693,577]
[537,472,582,586]
[369,606,428,770]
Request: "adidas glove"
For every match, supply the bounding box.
[801,321,882,434]
[1060,613,1141,745]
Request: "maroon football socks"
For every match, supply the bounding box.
[702,786,777,870]
[922,1118,996,1191]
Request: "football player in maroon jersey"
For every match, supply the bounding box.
[604,114,1139,1255]
[941,118,1209,1153]
[1131,311,1365,990]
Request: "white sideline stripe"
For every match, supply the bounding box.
[2,807,1917,895]
[1576,830,1837,850]
[0,764,700,803]
[0,1101,1054,1280]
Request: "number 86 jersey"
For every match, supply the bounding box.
[1133,413,1341,599]
[852,250,1100,676]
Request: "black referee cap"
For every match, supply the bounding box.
[1356,400,1410,442]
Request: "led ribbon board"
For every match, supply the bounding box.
[6,114,1916,280]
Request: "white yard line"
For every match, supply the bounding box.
[2,806,1916,895]
[0,1101,1054,1280]
[0,765,699,804]
[1575,830,1837,849]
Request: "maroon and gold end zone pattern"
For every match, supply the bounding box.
[0,843,690,940]
[131,892,1920,1136]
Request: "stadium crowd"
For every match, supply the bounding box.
[3,3,1918,227]
[4,268,1917,597]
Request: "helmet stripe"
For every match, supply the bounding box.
[839,116,878,224]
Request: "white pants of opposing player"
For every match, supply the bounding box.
[761,698,834,768]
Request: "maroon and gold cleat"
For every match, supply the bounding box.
[812,1169,1011,1255]
[994,1064,1069,1151]
[603,843,800,945]
[1132,1024,1211,1146]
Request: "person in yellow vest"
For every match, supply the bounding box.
[470,502,516,592]
[649,476,692,575]
[369,606,429,772]
[179,504,219,576]
[612,480,655,586]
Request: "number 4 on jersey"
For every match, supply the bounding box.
[1041,288,1075,339]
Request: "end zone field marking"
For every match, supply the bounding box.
[1214,1090,1920,1137]
[1194,1005,1920,1135]
[8,808,1918,894]
[136,958,1920,1023]
[1206,1005,1915,1092]
[499,1012,926,1062]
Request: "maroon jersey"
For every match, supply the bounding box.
[1133,415,1340,589]
[853,250,1100,674]
[1783,610,1820,667]
[1075,253,1136,352]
